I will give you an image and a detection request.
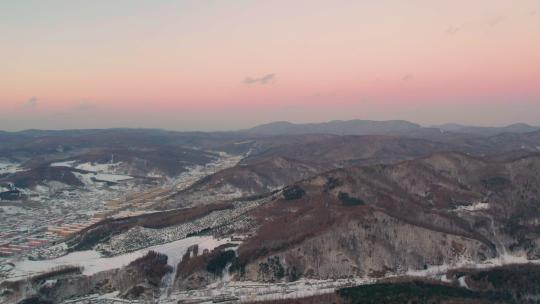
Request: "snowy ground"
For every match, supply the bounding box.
[73,162,121,174]
[161,277,376,303]
[55,252,540,304]
[51,161,124,176]
[0,161,25,175]
[51,160,134,184]
[165,152,244,191]
[96,198,264,256]
[455,202,490,212]
[158,253,540,303]
[0,152,246,280]
[8,236,229,279]
[50,161,77,168]
[0,179,146,257]
[73,171,133,185]
[406,252,539,280]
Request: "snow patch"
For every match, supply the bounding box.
[93,173,132,183]
[50,161,76,168]
[458,276,468,288]
[75,162,121,174]
[73,172,132,186]
[0,162,24,174]
[455,202,489,212]
[406,252,538,280]
[51,161,128,177]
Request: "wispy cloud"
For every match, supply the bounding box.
[487,16,504,27]
[445,25,461,35]
[402,74,414,81]
[24,96,38,108]
[243,73,276,85]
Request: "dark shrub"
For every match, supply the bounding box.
[336,280,507,304]
[206,250,236,276]
[283,185,305,200]
[129,251,172,286]
[17,297,53,304]
[482,176,511,189]
[324,177,342,191]
[338,192,364,206]
[288,266,301,281]
[31,266,82,284]
[257,256,285,281]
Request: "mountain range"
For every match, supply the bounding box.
[244,119,540,137]
[2,120,540,303]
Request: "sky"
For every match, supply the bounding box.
[1,0,539,131]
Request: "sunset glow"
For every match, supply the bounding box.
[1,0,539,130]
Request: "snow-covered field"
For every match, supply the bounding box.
[0,162,24,174]
[73,172,133,185]
[75,162,120,174]
[8,236,229,278]
[50,161,77,168]
[51,160,134,184]
[51,161,121,175]
[167,152,244,190]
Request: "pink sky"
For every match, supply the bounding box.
[1,0,539,130]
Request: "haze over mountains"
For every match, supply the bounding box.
[434,122,540,136]
[244,119,540,137]
[2,119,540,303]
[3,119,539,137]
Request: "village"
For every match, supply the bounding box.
[0,153,243,279]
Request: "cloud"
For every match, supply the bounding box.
[24,97,38,108]
[488,16,504,27]
[445,25,461,35]
[402,74,414,81]
[243,73,276,85]
[530,10,537,16]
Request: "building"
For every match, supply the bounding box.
[0,189,21,201]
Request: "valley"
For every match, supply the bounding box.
[0,150,243,272]
[1,123,540,303]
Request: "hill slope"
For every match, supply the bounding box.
[230,152,540,282]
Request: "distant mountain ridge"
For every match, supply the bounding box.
[244,120,423,135]
[434,122,540,136]
[244,119,540,137]
[2,121,539,138]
